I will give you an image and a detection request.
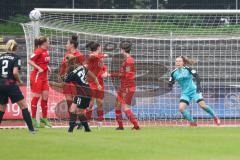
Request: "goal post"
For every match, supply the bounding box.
[19,9,240,127]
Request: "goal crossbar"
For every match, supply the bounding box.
[35,8,240,15]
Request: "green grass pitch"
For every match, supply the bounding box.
[0,127,239,160]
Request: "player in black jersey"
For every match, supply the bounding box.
[0,39,35,133]
[50,54,101,132]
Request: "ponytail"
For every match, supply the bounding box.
[69,34,78,48]
[180,56,197,65]
[34,38,39,49]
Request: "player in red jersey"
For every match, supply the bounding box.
[59,35,85,112]
[110,41,140,130]
[85,41,108,128]
[28,36,51,128]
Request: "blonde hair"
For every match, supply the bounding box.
[66,54,78,73]
[6,39,17,52]
[179,56,197,65]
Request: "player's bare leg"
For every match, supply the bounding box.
[65,94,74,113]
[65,94,82,129]
[17,99,35,133]
[86,98,94,120]
[179,102,197,126]
[40,90,52,127]
[0,104,7,124]
[198,100,220,125]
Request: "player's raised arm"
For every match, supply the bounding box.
[168,70,176,88]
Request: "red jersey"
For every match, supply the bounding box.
[59,50,85,76]
[87,52,107,86]
[111,56,135,89]
[30,48,50,79]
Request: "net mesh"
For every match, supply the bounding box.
[19,10,240,127]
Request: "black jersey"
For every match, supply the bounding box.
[0,53,21,83]
[64,65,91,97]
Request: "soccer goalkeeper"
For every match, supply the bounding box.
[168,56,221,126]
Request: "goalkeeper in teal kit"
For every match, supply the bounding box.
[168,56,220,126]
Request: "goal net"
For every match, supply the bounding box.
[19,9,240,127]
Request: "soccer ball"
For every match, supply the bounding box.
[29,10,41,21]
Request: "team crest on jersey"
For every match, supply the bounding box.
[126,66,130,72]
[45,57,50,62]
[30,54,36,58]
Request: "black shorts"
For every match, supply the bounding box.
[73,96,91,109]
[0,84,24,104]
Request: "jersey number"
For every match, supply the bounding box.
[77,70,87,84]
[2,60,9,75]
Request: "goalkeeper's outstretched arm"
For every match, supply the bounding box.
[168,70,176,88]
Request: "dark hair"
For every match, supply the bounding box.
[86,41,100,52]
[178,56,197,65]
[34,38,39,49]
[69,34,78,48]
[35,36,48,47]
[120,41,132,53]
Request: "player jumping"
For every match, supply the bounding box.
[59,34,85,112]
[50,54,102,132]
[168,56,221,126]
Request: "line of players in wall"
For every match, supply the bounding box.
[0,35,221,133]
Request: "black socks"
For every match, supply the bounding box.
[22,108,34,131]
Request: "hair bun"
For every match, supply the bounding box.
[71,34,78,41]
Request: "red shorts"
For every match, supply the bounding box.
[89,82,104,99]
[63,82,77,96]
[117,86,135,105]
[30,72,49,94]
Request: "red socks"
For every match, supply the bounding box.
[124,109,139,128]
[86,109,104,121]
[97,109,104,121]
[41,100,48,118]
[86,109,93,120]
[115,109,123,128]
[31,97,40,118]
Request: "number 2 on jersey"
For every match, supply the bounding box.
[2,60,9,75]
[77,69,87,84]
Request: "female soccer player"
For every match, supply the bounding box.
[28,36,51,128]
[168,56,221,126]
[110,41,140,130]
[59,35,85,112]
[0,39,35,133]
[85,41,108,127]
[51,54,101,132]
